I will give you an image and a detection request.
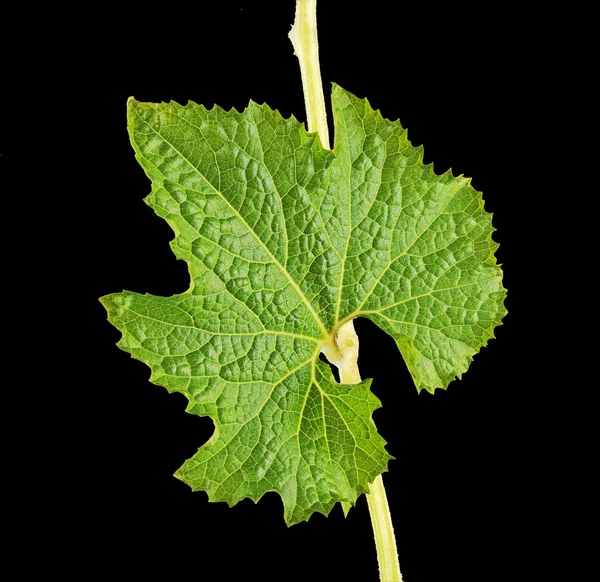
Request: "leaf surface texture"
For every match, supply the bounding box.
[102,85,506,524]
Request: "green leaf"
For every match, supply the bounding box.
[101,84,506,525]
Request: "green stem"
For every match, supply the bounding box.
[289,4,402,579]
[367,475,403,582]
[288,0,330,149]
[335,322,403,582]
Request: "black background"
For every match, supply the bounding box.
[12,1,543,580]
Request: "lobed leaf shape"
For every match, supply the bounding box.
[101,84,506,524]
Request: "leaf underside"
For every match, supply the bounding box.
[101,84,506,525]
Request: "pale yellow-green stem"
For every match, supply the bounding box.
[367,474,403,582]
[288,0,330,149]
[326,321,403,582]
[289,3,403,580]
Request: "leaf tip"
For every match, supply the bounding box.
[126,95,143,115]
[99,292,118,314]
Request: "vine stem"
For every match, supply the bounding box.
[289,3,403,580]
[333,321,403,582]
[288,0,330,149]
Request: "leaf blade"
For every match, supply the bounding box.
[102,85,505,523]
